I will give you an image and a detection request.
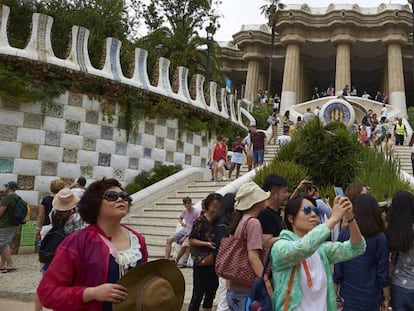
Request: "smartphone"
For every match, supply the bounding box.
[334,186,345,197]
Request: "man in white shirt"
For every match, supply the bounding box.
[278,128,292,145]
[380,104,388,123]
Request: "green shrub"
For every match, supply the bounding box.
[253,160,310,192]
[354,148,412,201]
[276,118,363,187]
[125,164,182,194]
[251,106,273,129]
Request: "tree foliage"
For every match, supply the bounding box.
[138,0,223,85]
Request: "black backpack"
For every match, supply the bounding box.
[9,194,29,226]
[38,225,66,264]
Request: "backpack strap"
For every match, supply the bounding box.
[283,266,297,311]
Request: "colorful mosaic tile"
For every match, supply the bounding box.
[45,131,61,146]
[129,133,142,145]
[0,125,18,141]
[20,144,39,159]
[155,137,164,149]
[63,148,78,163]
[167,128,176,140]
[41,161,58,176]
[80,165,93,178]
[157,117,166,126]
[128,158,139,169]
[144,122,155,135]
[99,153,111,166]
[185,155,192,165]
[46,103,64,118]
[202,136,208,147]
[17,175,35,190]
[113,169,123,180]
[23,113,42,129]
[85,110,99,124]
[0,157,14,173]
[101,126,114,140]
[166,151,174,162]
[115,142,127,155]
[176,141,184,152]
[83,138,96,151]
[65,120,80,135]
[1,98,20,110]
[201,158,207,168]
[194,145,200,156]
[60,177,75,187]
[68,92,83,107]
[186,132,193,144]
[118,117,127,130]
[144,148,152,158]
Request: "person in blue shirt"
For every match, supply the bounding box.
[333,194,390,311]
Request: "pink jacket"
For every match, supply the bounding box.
[37,224,148,311]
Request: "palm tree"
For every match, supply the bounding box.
[260,0,280,96]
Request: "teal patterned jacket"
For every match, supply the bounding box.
[270,224,366,311]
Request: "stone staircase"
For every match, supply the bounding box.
[127,142,279,258]
[393,144,412,175]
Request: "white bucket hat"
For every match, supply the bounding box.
[235,182,270,211]
[53,188,80,211]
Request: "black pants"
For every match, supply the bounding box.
[396,134,404,145]
[188,265,219,311]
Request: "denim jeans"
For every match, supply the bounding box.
[391,284,414,311]
[226,290,249,311]
[252,149,264,165]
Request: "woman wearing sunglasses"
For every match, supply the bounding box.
[271,195,365,311]
[37,178,148,311]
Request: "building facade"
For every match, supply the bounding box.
[219,3,413,119]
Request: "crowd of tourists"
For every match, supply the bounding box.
[311,84,389,104]
[164,175,414,311]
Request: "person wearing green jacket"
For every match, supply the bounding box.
[271,195,366,311]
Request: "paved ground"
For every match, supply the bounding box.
[0,253,195,310]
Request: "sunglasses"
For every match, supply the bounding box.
[302,205,320,215]
[103,191,131,202]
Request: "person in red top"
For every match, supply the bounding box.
[37,178,148,311]
[210,136,228,181]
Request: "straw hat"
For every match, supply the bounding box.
[52,188,80,211]
[113,259,185,311]
[235,182,270,211]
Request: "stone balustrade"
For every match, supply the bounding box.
[0,5,249,128]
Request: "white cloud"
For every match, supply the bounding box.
[215,0,409,41]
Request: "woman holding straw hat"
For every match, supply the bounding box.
[37,178,148,311]
[226,182,271,310]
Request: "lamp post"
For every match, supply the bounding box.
[205,23,216,84]
[267,1,278,97]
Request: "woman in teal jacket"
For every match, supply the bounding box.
[271,195,366,311]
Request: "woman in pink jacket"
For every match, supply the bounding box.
[37,178,148,311]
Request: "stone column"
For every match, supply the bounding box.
[280,34,305,113]
[244,60,260,103]
[258,71,268,93]
[331,34,355,96]
[383,34,407,117]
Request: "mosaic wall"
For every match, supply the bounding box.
[0,92,211,205]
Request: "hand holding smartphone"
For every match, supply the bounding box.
[334,186,345,197]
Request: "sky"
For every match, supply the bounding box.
[215,0,408,41]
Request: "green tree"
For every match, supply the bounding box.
[138,0,223,85]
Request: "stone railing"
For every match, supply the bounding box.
[0,5,251,129]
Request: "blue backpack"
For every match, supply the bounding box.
[246,251,273,311]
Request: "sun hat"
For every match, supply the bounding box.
[113,259,185,311]
[4,181,18,190]
[235,182,270,211]
[52,188,80,211]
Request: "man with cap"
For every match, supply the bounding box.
[258,174,290,248]
[0,181,19,272]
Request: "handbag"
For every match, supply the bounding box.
[216,217,264,287]
[194,252,215,266]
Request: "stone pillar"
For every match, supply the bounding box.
[280,34,305,113]
[258,71,268,93]
[383,34,407,117]
[331,33,355,96]
[244,60,260,103]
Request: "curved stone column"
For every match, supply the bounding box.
[244,59,261,103]
[331,34,355,96]
[280,33,305,113]
[383,34,408,117]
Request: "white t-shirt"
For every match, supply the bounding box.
[278,135,292,145]
[381,107,388,118]
[295,252,327,311]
